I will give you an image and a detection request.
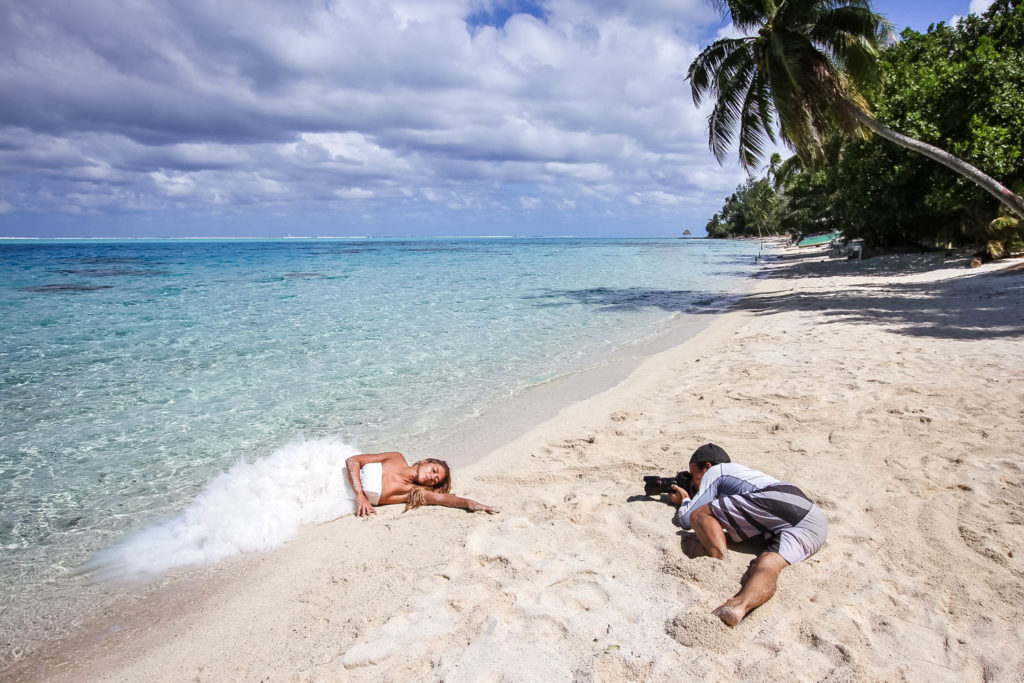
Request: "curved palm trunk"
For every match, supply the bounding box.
[846,104,1024,219]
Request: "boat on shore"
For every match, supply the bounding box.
[796,232,841,247]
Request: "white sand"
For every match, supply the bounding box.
[12,247,1024,682]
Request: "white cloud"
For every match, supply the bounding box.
[334,187,375,199]
[0,0,756,234]
[969,0,994,15]
[954,0,993,25]
[626,189,686,207]
[150,171,196,197]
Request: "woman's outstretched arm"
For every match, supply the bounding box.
[421,491,500,514]
[346,451,407,517]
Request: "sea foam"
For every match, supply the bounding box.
[87,438,361,580]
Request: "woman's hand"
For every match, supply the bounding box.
[467,500,500,514]
[356,495,376,517]
[669,484,690,507]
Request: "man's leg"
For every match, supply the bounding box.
[712,551,789,627]
[689,504,728,559]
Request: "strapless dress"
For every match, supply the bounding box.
[359,462,383,505]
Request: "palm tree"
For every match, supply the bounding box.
[688,0,1024,219]
[764,152,783,185]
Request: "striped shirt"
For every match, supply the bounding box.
[675,463,813,541]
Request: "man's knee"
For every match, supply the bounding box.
[690,504,715,522]
[690,505,728,558]
[754,551,789,572]
[690,504,722,535]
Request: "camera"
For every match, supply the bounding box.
[643,471,693,497]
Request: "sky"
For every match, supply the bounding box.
[0,0,996,238]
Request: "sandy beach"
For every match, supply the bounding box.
[9,245,1024,682]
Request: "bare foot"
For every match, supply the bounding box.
[712,601,745,627]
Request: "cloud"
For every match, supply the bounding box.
[969,0,994,15]
[518,196,541,210]
[953,0,993,25]
[151,171,196,197]
[335,187,376,199]
[0,0,753,235]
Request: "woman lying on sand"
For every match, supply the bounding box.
[346,451,499,516]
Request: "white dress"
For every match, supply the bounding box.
[359,462,384,505]
[89,438,382,580]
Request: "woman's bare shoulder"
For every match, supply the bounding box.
[347,451,408,467]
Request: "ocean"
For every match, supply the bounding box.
[0,237,759,628]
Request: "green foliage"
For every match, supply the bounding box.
[705,212,730,238]
[702,0,1024,250]
[987,215,1024,258]
[854,0,1024,244]
[688,0,889,169]
[705,174,787,238]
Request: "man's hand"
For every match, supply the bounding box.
[669,484,690,507]
[356,496,376,517]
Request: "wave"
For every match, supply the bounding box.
[85,438,361,581]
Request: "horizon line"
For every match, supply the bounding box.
[0,234,707,241]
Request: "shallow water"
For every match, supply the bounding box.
[0,237,757,589]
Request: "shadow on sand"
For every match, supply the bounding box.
[535,251,1024,342]
[735,253,1024,340]
[677,531,766,560]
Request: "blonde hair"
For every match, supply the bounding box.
[404,458,452,511]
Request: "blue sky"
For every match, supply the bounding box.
[0,1,995,238]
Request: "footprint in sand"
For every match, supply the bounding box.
[664,611,733,652]
[341,607,456,669]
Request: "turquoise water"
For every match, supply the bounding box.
[0,237,758,587]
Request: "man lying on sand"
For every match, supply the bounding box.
[346,451,499,516]
[670,444,828,626]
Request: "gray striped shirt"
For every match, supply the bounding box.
[676,463,813,541]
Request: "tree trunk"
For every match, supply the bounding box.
[847,105,1024,220]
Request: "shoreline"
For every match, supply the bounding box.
[1,244,765,675]
[417,237,789,467]
[417,275,760,470]
[8,245,1024,681]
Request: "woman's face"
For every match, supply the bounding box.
[416,461,446,487]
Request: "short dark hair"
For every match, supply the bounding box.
[689,443,730,466]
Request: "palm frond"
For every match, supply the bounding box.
[811,4,890,42]
[756,71,778,147]
[766,51,824,160]
[810,5,890,85]
[715,0,770,31]
[737,71,774,168]
[766,29,809,96]
[706,56,757,163]
[712,40,757,97]
[688,38,752,106]
[777,0,833,27]
[690,0,888,168]
[772,154,805,189]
